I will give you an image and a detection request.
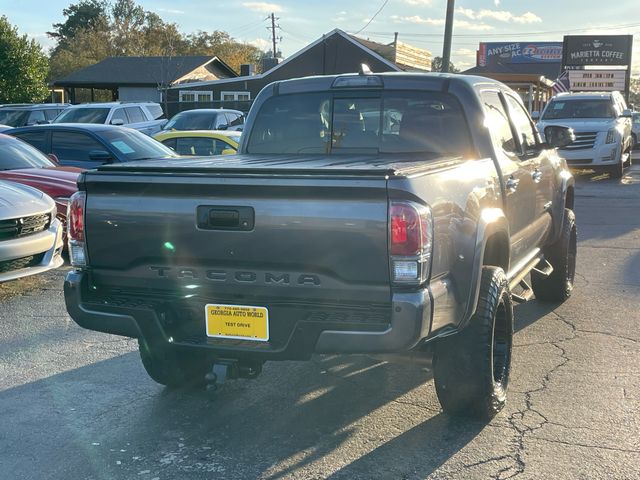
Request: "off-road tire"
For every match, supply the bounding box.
[138,340,207,388]
[532,208,577,302]
[433,267,514,419]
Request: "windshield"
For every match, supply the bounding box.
[0,109,30,127]
[542,99,615,120]
[247,91,472,156]
[97,128,178,161]
[0,136,55,170]
[164,111,215,130]
[54,107,110,124]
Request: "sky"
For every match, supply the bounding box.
[1,0,639,74]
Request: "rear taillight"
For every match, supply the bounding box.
[389,201,433,285]
[67,191,87,267]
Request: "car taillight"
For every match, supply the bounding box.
[389,201,433,285]
[67,191,87,267]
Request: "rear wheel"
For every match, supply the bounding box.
[433,267,513,419]
[138,340,208,388]
[532,208,577,302]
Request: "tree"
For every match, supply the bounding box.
[48,0,108,47]
[0,16,49,103]
[431,56,460,73]
[48,0,267,82]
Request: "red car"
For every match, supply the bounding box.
[0,133,83,230]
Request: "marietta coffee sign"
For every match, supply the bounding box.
[563,35,633,66]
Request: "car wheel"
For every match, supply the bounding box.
[138,340,207,388]
[433,266,513,420]
[608,153,624,179]
[531,208,577,302]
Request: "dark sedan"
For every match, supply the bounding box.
[8,124,178,168]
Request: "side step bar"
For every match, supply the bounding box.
[508,254,553,303]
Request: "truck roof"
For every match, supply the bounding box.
[553,92,617,100]
[272,71,504,93]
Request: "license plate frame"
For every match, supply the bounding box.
[205,303,269,342]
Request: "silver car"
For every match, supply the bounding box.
[0,180,64,282]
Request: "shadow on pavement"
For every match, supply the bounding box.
[0,343,490,479]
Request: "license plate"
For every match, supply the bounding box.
[205,304,269,342]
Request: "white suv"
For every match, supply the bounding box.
[54,102,167,136]
[536,91,633,178]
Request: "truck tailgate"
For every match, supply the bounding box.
[83,171,391,306]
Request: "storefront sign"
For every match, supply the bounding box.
[568,70,627,91]
[478,42,563,67]
[562,35,633,66]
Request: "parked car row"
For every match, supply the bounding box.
[0,105,245,283]
[0,103,246,136]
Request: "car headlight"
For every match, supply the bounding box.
[605,129,617,144]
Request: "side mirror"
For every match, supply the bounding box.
[110,118,125,126]
[531,111,540,121]
[217,124,229,131]
[544,125,575,149]
[88,150,113,163]
[47,153,60,165]
[621,109,633,118]
[221,148,236,155]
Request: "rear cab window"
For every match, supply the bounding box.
[246,91,472,157]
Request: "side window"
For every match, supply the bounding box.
[125,107,146,123]
[44,109,59,121]
[214,114,228,129]
[28,110,46,125]
[161,138,177,151]
[213,139,234,154]
[110,108,128,124]
[504,94,537,153]
[481,91,518,155]
[51,131,105,161]
[174,137,217,156]
[226,112,244,127]
[13,131,48,152]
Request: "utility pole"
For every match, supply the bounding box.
[268,13,280,58]
[441,0,455,73]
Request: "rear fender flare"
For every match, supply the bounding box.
[460,208,510,329]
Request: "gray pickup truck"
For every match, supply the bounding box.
[64,72,577,419]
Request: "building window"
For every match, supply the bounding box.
[179,90,213,102]
[221,91,251,101]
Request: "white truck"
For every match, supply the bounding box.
[536,91,633,178]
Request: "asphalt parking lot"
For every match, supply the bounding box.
[1,166,639,480]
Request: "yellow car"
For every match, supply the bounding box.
[153,130,240,156]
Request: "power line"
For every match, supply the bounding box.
[353,0,390,36]
[362,21,640,38]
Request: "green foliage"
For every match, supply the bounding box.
[49,0,266,81]
[48,0,108,47]
[0,16,49,103]
[431,56,460,74]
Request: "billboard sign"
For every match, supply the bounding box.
[562,35,633,66]
[478,42,563,67]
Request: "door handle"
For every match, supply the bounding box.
[532,169,542,183]
[505,176,520,192]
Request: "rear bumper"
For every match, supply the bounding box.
[0,218,64,282]
[64,270,432,359]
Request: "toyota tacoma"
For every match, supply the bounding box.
[64,72,577,419]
